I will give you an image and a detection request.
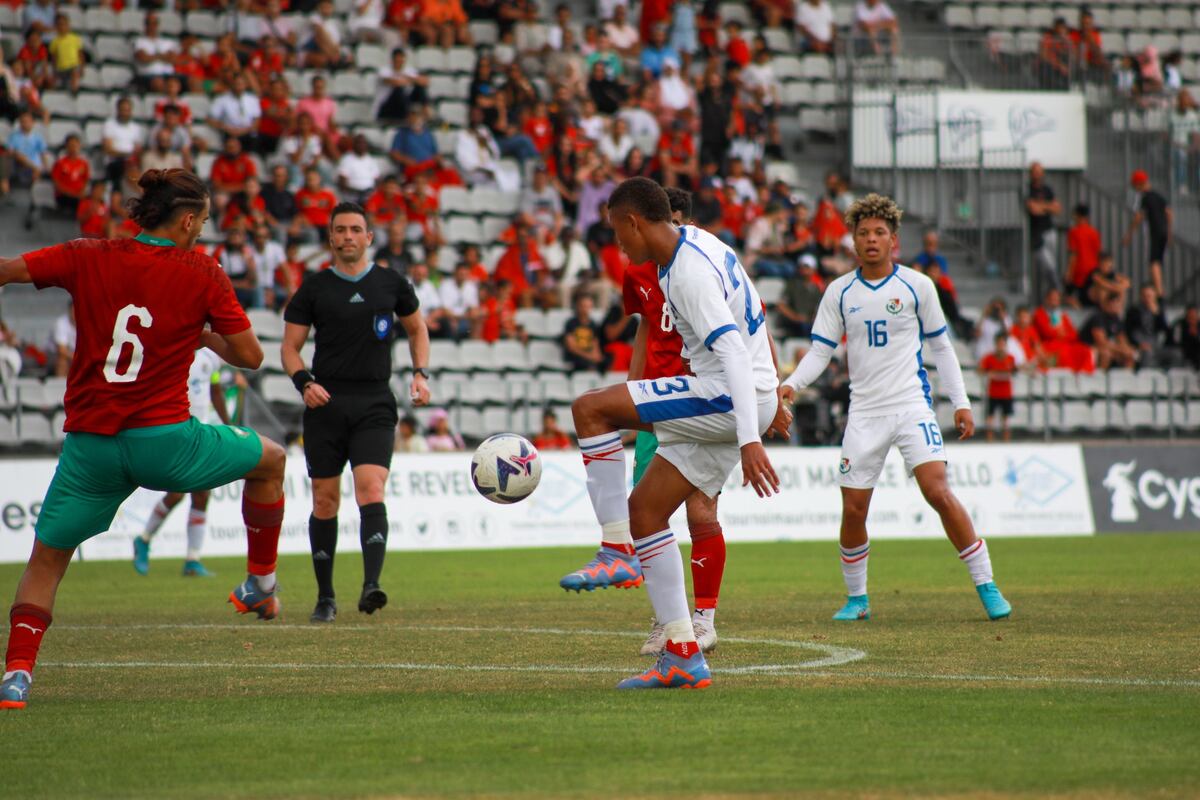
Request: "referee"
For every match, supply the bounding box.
[282,201,431,623]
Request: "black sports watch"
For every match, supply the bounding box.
[413,367,431,379]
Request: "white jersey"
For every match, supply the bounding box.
[810,264,949,417]
[188,348,224,422]
[659,225,777,394]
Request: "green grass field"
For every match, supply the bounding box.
[2,534,1198,799]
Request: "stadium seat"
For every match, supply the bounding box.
[761,27,792,53]
[773,56,804,81]
[446,47,478,75]
[17,413,55,445]
[413,47,447,73]
[481,407,513,437]
[480,216,509,243]
[528,341,568,372]
[462,374,508,406]
[799,109,839,135]
[756,277,784,305]
[459,340,498,372]
[257,347,285,374]
[515,23,548,52]
[944,5,973,29]
[536,373,573,405]
[445,217,483,245]
[515,309,547,339]
[100,64,134,89]
[455,407,484,439]
[493,340,531,372]
[430,340,464,372]
[247,309,285,341]
[95,35,134,64]
[46,122,82,149]
[31,181,56,211]
[800,55,834,81]
[1167,368,1200,396]
[467,20,498,45]
[718,3,750,26]
[261,375,303,408]
[438,101,469,128]
[186,11,223,37]
[472,188,519,216]
[76,93,112,121]
[552,403,576,434]
[355,43,388,71]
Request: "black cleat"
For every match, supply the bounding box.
[310,597,337,623]
[358,583,388,614]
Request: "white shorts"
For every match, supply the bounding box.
[626,375,778,497]
[838,407,946,489]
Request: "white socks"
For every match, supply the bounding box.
[578,433,629,535]
[959,539,993,586]
[186,509,206,562]
[839,543,869,597]
[255,572,277,592]
[141,500,170,542]
[635,531,696,643]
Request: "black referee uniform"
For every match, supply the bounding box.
[283,265,420,618]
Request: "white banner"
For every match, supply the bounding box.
[0,444,1094,564]
[852,89,1088,170]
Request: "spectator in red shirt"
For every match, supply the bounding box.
[1033,287,1095,372]
[493,217,545,307]
[718,183,747,244]
[1065,203,1101,307]
[275,238,308,311]
[258,77,294,156]
[724,20,751,68]
[248,35,290,87]
[210,135,258,220]
[522,101,555,156]
[1009,305,1047,367]
[640,0,671,41]
[1069,8,1107,75]
[475,280,521,342]
[17,29,51,91]
[205,33,243,92]
[51,134,90,214]
[173,35,208,94]
[460,243,489,283]
[76,182,113,238]
[532,408,573,450]
[978,333,1017,442]
[294,166,338,238]
[364,174,407,232]
[154,76,194,127]
[656,119,698,190]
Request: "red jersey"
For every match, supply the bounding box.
[77,198,110,237]
[295,187,338,228]
[1066,221,1101,288]
[523,115,554,154]
[51,155,90,197]
[210,154,257,190]
[364,189,406,225]
[258,96,291,138]
[979,352,1016,400]
[622,262,685,379]
[154,98,193,125]
[23,237,249,435]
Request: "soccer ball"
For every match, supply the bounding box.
[470,434,542,504]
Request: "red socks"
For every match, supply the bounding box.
[665,639,697,659]
[604,541,637,556]
[6,604,52,675]
[243,495,284,576]
[688,522,726,611]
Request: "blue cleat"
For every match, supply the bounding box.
[976,582,1012,620]
[618,643,712,690]
[133,538,150,575]
[832,594,870,621]
[229,576,280,620]
[182,560,212,577]
[0,670,32,710]
[559,546,643,592]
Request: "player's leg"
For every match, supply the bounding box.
[4,433,135,709]
[909,457,1012,621]
[303,402,350,623]
[632,430,672,653]
[832,415,889,621]
[346,393,399,615]
[685,491,723,652]
[617,453,712,690]
[985,401,997,443]
[560,383,652,592]
[229,433,287,618]
[1000,401,1012,443]
[134,491,185,575]
[182,491,212,577]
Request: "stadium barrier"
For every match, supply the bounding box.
[1082,444,1200,534]
[0,443,1097,564]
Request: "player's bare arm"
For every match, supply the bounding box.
[398,308,431,406]
[282,321,330,408]
[0,256,31,287]
[200,328,263,370]
[627,318,649,381]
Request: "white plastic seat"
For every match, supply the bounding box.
[247,308,285,341]
[528,341,568,372]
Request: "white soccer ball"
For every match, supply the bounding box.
[470,433,542,504]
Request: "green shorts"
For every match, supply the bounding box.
[632,430,659,486]
[36,418,264,550]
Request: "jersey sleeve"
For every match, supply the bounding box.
[917,275,949,339]
[394,272,420,316]
[809,282,846,349]
[621,272,641,316]
[671,258,739,351]
[283,274,315,326]
[23,240,88,292]
[205,264,252,335]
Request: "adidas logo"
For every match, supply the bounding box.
[349,292,365,303]
[365,533,386,545]
[313,550,331,561]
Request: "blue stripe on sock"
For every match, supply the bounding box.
[840,544,869,557]
[635,532,674,552]
[580,434,623,452]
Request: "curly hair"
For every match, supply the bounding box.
[844,193,903,233]
[608,177,672,223]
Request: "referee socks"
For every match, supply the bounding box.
[309,515,339,599]
[359,503,389,587]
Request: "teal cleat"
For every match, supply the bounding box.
[832,594,870,621]
[132,538,150,575]
[182,560,212,577]
[0,670,32,710]
[559,547,643,592]
[617,645,712,690]
[976,582,1012,620]
[229,576,280,620]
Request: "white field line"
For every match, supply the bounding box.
[47,623,1200,688]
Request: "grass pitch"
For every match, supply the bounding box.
[1,534,1198,799]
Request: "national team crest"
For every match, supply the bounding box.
[839,458,851,474]
[885,298,903,315]
[373,313,392,339]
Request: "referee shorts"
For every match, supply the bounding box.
[303,388,398,478]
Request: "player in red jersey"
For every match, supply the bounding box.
[0,169,288,710]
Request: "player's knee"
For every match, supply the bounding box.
[259,438,287,481]
[842,498,870,523]
[629,498,668,538]
[354,483,386,506]
[570,391,598,426]
[921,482,954,511]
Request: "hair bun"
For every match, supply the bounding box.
[137,169,169,192]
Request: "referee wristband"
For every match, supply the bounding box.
[291,370,316,394]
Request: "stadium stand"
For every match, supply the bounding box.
[0,0,1196,450]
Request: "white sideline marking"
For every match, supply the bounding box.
[54,622,865,673]
[47,623,1200,688]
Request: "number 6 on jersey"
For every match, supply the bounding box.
[104,304,153,384]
